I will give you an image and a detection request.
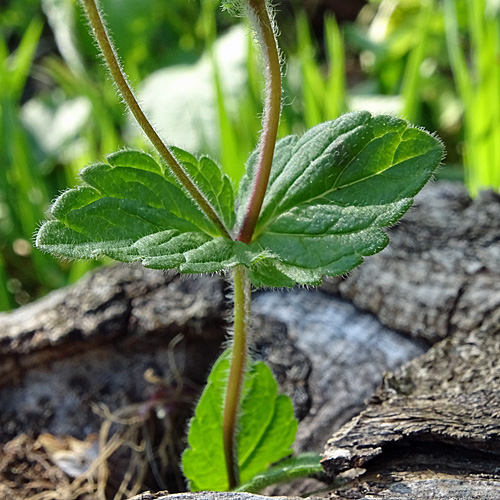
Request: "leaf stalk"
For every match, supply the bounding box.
[223,264,251,489]
[80,0,231,239]
[237,0,282,244]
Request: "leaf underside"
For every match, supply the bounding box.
[181,350,297,491]
[36,111,444,287]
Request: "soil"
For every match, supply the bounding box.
[0,434,92,500]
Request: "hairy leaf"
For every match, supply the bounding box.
[238,111,444,286]
[235,453,323,493]
[37,112,443,287]
[170,146,235,230]
[36,149,236,269]
[182,350,297,491]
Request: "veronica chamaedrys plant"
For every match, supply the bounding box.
[35,0,444,492]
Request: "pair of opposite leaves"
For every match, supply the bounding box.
[36,111,444,287]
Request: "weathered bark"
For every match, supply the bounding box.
[0,249,424,446]
[128,481,500,500]
[0,249,423,496]
[0,267,228,442]
[322,324,500,491]
[0,266,422,489]
[319,183,500,498]
[128,494,302,500]
[252,290,424,455]
[323,182,500,344]
[143,478,500,500]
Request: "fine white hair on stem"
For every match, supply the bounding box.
[244,1,284,78]
[223,266,253,352]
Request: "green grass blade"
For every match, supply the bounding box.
[324,16,347,120]
[201,1,245,183]
[444,0,500,196]
[401,0,434,122]
[0,255,13,311]
[211,51,243,183]
[444,0,472,99]
[7,18,43,98]
[296,14,325,128]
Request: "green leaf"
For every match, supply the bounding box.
[182,350,297,492]
[170,147,236,230]
[235,452,323,493]
[36,149,236,271]
[37,112,443,287]
[237,110,444,286]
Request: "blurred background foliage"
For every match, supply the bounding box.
[0,0,499,310]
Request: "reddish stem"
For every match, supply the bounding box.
[237,0,282,244]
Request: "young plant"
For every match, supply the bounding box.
[35,0,444,492]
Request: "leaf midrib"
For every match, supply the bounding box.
[259,124,368,225]
[253,128,435,240]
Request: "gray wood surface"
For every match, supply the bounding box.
[320,183,500,497]
[323,183,500,344]
[0,267,228,442]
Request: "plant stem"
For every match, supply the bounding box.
[223,1,281,485]
[223,264,251,489]
[80,0,231,239]
[237,0,282,244]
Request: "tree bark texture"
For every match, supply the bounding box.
[320,183,500,498]
[0,267,228,442]
[323,182,500,345]
[0,264,422,497]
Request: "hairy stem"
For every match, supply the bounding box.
[223,265,251,489]
[223,0,281,486]
[237,0,282,244]
[80,0,231,239]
